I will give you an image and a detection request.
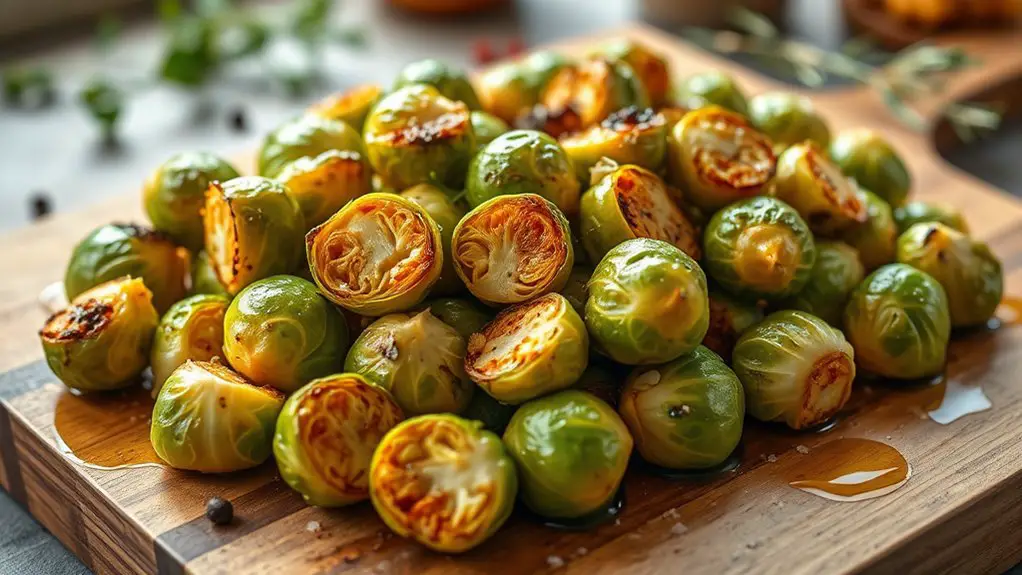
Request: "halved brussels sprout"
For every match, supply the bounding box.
[539,57,649,133]
[151,294,229,396]
[782,241,864,326]
[363,84,475,190]
[703,196,816,301]
[560,265,593,318]
[394,59,481,110]
[587,238,709,365]
[503,390,632,519]
[844,263,950,379]
[476,62,536,124]
[559,107,667,182]
[345,311,473,415]
[772,142,868,236]
[461,389,517,434]
[223,275,349,393]
[702,289,764,361]
[258,114,365,178]
[307,84,383,132]
[748,92,831,152]
[829,129,911,207]
[620,346,744,469]
[416,297,493,339]
[370,414,516,553]
[40,277,158,392]
[143,152,240,251]
[204,177,305,295]
[839,189,898,271]
[897,222,1003,327]
[470,110,510,150]
[306,193,443,315]
[675,71,749,115]
[274,373,404,506]
[276,149,372,230]
[732,310,855,430]
[65,223,189,314]
[579,164,701,264]
[399,184,466,296]
[452,194,573,306]
[894,201,969,235]
[151,360,284,472]
[189,250,230,297]
[596,39,670,106]
[666,106,776,212]
[465,293,588,404]
[572,362,622,408]
[466,130,581,216]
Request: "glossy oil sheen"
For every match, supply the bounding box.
[787,438,910,502]
[537,487,626,531]
[54,385,164,470]
[926,374,992,425]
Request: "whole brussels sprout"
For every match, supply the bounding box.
[666,106,776,212]
[703,196,816,301]
[829,129,911,207]
[465,293,588,404]
[844,263,950,379]
[748,92,831,151]
[475,63,537,125]
[782,241,865,326]
[579,163,701,264]
[620,346,744,469]
[461,390,518,434]
[897,222,1003,327]
[587,238,709,364]
[560,107,668,182]
[839,189,898,271]
[189,250,230,297]
[596,38,670,106]
[307,84,383,132]
[276,149,372,230]
[894,201,969,235]
[560,266,593,318]
[702,289,764,362]
[40,277,158,392]
[345,311,473,415]
[503,390,632,519]
[416,297,493,339]
[732,310,855,429]
[203,176,305,296]
[393,59,481,110]
[540,57,650,130]
[675,70,749,115]
[452,194,573,306]
[466,130,581,216]
[274,373,403,506]
[363,84,475,190]
[143,152,240,251]
[151,360,284,472]
[572,362,622,408]
[771,142,868,236]
[470,110,510,150]
[223,275,349,394]
[399,184,467,296]
[307,193,443,315]
[370,414,516,553]
[65,223,189,314]
[258,114,365,178]
[151,294,229,396]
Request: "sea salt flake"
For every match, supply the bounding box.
[546,555,565,568]
[305,520,321,533]
[795,444,810,454]
[661,507,680,520]
[670,523,688,536]
[576,547,588,556]
[766,454,777,463]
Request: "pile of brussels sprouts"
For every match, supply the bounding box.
[39,38,1004,553]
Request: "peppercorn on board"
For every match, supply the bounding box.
[3,23,1022,575]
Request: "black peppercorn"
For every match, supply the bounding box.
[29,192,52,220]
[229,107,248,133]
[206,496,233,525]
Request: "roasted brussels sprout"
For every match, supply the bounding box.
[503,390,632,519]
[306,193,443,315]
[308,84,383,132]
[475,51,570,126]
[470,111,510,150]
[465,293,588,404]
[540,57,650,130]
[274,373,403,506]
[370,415,516,553]
[620,346,744,468]
[363,84,475,190]
[40,277,158,392]
[782,241,864,326]
[466,130,581,216]
[703,196,816,301]
[596,39,670,106]
[399,184,466,296]
[65,223,189,314]
[417,297,493,339]
[844,263,950,379]
[675,71,749,115]
[897,222,1003,327]
[393,59,481,110]
[560,107,667,181]
[839,189,898,271]
[829,129,911,207]
[894,201,969,235]
[143,152,240,251]
[579,164,701,263]
[258,114,365,178]
[189,250,230,297]
[702,289,764,361]
[204,177,305,295]
[275,149,372,230]
[151,294,229,396]
[732,310,855,429]
[771,142,867,236]
[748,92,831,151]
[452,194,573,306]
[223,275,349,394]
[151,360,284,472]
[461,390,517,434]
[666,106,776,212]
[560,266,593,318]
[587,238,709,364]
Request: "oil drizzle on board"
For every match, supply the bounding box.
[993,296,1022,329]
[787,438,911,502]
[926,373,992,425]
[53,384,164,470]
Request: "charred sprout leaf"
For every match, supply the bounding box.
[540,57,649,134]
[393,59,481,110]
[399,184,467,296]
[771,142,867,236]
[675,71,749,116]
[151,294,229,397]
[838,189,898,271]
[781,241,865,326]
[829,129,911,208]
[749,92,831,152]
[893,201,969,235]
[560,107,668,182]
[702,289,764,362]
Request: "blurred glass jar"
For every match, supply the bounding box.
[641,0,784,27]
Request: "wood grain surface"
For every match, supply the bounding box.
[2,23,1022,575]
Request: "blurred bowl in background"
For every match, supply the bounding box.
[389,0,509,15]
[640,0,785,28]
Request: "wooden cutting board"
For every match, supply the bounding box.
[3,23,1022,575]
